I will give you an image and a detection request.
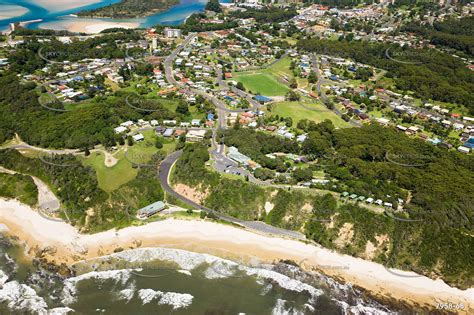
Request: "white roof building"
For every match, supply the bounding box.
[114,126,127,134]
[132,133,144,142]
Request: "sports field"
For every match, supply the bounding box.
[233,73,289,96]
[270,101,351,128]
[233,57,294,96]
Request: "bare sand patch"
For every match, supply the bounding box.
[174,183,208,204]
[334,222,354,249]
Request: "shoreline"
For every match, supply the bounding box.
[0,198,472,313]
[38,18,140,34]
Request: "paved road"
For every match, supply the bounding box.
[311,54,361,127]
[163,34,252,114]
[159,151,306,240]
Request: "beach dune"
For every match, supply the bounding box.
[0,198,472,313]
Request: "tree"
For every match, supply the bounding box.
[155,137,163,149]
[286,90,300,101]
[236,81,245,91]
[127,136,134,146]
[205,0,222,12]
[176,101,189,115]
[289,78,298,89]
[84,148,91,156]
[308,71,318,84]
[293,168,313,182]
[254,168,275,181]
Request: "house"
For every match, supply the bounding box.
[463,137,474,149]
[186,129,207,142]
[396,125,407,132]
[137,201,167,219]
[114,126,127,134]
[132,133,144,142]
[377,118,390,126]
[297,134,307,142]
[163,128,174,137]
[227,146,251,166]
[174,129,187,137]
[254,95,272,103]
[366,197,374,204]
[163,120,177,126]
[121,121,134,128]
[457,146,470,154]
[191,119,201,126]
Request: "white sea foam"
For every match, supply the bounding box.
[116,282,136,303]
[177,270,192,276]
[137,289,193,309]
[0,270,8,287]
[246,268,323,302]
[0,280,48,314]
[204,260,240,279]
[96,247,225,271]
[260,283,273,296]
[62,269,132,305]
[271,299,304,315]
[48,307,74,314]
[335,300,392,315]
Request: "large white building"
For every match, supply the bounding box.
[163,28,182,38]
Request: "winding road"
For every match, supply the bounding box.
[158,150,306,240]
[311,54,361,127]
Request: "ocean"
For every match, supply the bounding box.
[0,233,399,314]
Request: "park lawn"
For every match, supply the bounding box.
[80,131,162,192]
[233,73,289,96]
[271,101,351,128]
[81,151,138,193]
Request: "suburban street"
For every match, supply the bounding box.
[311,53,361,127]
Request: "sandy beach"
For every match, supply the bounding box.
[32,0,103,13]
[0,5,29,20]
[0,198,472,312]
[39,18,140,34]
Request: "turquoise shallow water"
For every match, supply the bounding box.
[0,0,231,31]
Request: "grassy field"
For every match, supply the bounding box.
[80,130,174,192]
[270,101,351,128]
[232,57,293,96]
[233,73,289,96]
[81,151,138,192]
